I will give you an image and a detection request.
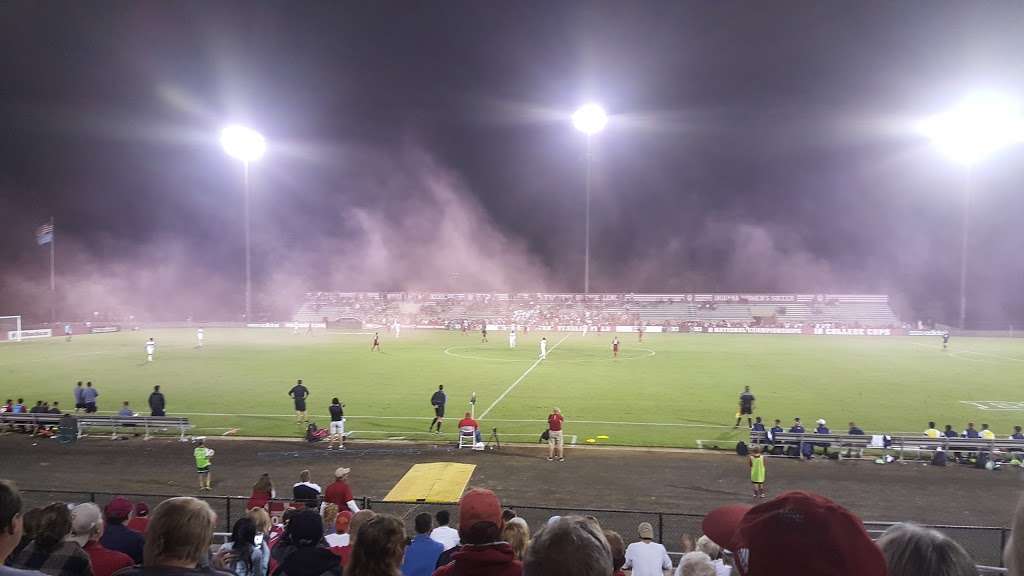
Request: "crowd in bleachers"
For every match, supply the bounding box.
[293,292,902,331]
[3,467,1023,576]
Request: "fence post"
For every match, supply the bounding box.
[363,497,371,510]
[89,493,95,503]
[658,513,664,544]
[226,497,232,533]
[1001,528,1008,567]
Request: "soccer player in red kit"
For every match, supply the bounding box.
[371,332,381,352]
[612,336,620,358]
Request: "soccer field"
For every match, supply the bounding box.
[3,328,1024,448]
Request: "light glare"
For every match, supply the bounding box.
[220,124,266,162]
[919,92,1022,165]
[572,104,608,135]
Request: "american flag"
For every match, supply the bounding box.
[36,222,53,245]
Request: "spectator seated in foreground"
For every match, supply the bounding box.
[100,497,144,565]
[291,470,322,509]
[0,480,45,576]
[622,522,671,576]
[702,491,886,576]
[876,522,976,576]
[348,514,406,576]
[402,513,443,576]
[523,515,612,576]
[68,503,133,576]
[11,502,92,576]
[677,552,716,576]
[272,509,341,576]
[112,497,232,576]
[429,510,459,552]
[433,488,521,576]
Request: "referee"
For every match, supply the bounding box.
[429,385,447,434]
[735,386,755,428]
[289,379,310,425]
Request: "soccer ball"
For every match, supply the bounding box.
[207,449,215,457]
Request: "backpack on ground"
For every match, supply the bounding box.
[305,422,328,442]
[736,441,749,456]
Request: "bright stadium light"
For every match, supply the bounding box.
[220,124,266,163]
[220,124,266,321]
[918,92,1022,166]
[919,92,1024,329]
[572,103,608,135]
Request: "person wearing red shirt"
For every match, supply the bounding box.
[247,473,275,510]
[68,503,133,576]
[547,408,564,462]
[324,468,360,514]
[458,412,482,444]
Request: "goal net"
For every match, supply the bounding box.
[0,316,23,342]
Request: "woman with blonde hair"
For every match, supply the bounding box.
[248,507,273,539]
[321,504,339,536]
[346,514,406,576]
[501,518,530,560]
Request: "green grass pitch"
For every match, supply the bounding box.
[3,328,1023,448]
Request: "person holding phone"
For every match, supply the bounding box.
[217,517,269,576]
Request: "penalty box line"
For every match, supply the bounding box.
[478,333,571,420]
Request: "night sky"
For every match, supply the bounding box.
[1,1,1023,325]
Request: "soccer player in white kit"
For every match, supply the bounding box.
[145,337,156,362]
[196,328,204,348]
[539,337,547,359]
[393,321,401,338]
[509,327,517,348]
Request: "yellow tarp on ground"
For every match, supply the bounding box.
[383,462,476,503]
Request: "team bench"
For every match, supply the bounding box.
[748,430,1024,461]
[0,413,191,441]
[748,430,873,459]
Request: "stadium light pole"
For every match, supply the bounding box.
[572,103,608,294]
[220,125,266,322]
[919,92,1024,329]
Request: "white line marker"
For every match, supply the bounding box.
[479,333,571,420]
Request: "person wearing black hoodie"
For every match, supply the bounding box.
[147,386,165,417]
[271,510,341,576]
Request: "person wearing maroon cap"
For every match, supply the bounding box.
[100,497,145,564]
[702,491,887,576]
[432,488,521,576]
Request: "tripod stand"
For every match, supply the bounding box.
[488,427,501,450]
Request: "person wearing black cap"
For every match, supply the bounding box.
[273,509,341,576]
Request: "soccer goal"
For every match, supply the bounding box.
[0,316,23,342]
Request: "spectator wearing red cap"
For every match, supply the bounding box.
[876,523,976,576]
[433,488,521,576]
[702,491,887,576]
[68,503,133,576]
[622,522,671,576]
[324,468,359,514]
[100,498,144,564]
[126,504,148,534]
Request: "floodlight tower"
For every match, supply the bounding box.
[572,103,608,295]
[919,93,1024,329]
[220,124,266,321]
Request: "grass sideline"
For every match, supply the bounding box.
[3,328,1024,448]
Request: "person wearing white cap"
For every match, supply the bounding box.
[68,503,133,576]
[814,419,831,457]
[324,468,360,514]
[623,522,672,576]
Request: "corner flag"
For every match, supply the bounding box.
[36,222,53,245]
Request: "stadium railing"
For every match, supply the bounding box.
[15,488,1012,569]
[0,413,192,441]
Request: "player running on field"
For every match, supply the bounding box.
[371,332,381,352]
[943,331,950,350]
[481,325,488,343]
[508,327,517,348]
[612,336,620,358]
[735,386,755,428]
[196,328,204,348]
[429,385,447,434]
[539,337,548,359]
[145,337,156,362]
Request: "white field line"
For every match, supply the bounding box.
[478,333,571,420]
[95,410,732,428]
[907,340,1024,363]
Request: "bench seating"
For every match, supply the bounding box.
[748,430,1024,461]
[0,413,191,441]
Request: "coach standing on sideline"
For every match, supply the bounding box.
[429,385,447,434]
[289,379,310,424]
[148,385,166,417]
[547,408,565,462]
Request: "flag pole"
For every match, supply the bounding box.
[50,216,55,326]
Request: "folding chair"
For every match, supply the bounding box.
[459,426,477,449]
